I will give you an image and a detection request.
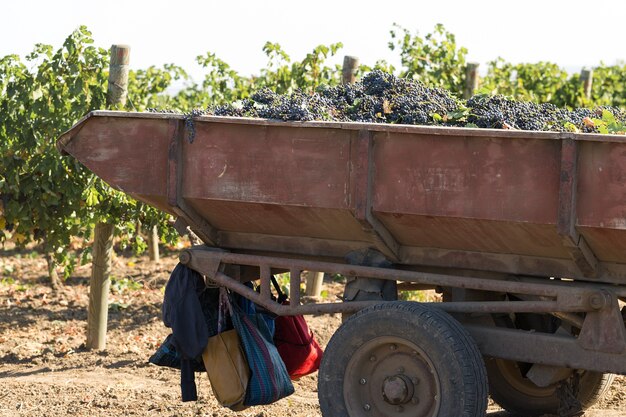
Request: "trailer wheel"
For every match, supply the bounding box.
[318,302,487,417]
[486,358,615,416]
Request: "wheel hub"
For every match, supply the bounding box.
[382,375,414,405]
[344,336,441,417]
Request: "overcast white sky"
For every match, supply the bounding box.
[2,0,625,80]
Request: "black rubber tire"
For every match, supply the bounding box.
[486,358,615,416]
[318,302,488,417]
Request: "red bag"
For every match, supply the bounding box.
[271,278,323,379]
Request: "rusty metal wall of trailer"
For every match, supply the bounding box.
[58,112,626,283]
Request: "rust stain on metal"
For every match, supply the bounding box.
[372,132,561,223]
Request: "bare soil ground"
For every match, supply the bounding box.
[0,248,624,417]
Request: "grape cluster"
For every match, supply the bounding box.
[206,70,463,125]
[467,95,626,133]
[322,71,461,124]
[214,89,337,121]
[468,95,571,131]
[150,70,626,135]
[184,109,208,143]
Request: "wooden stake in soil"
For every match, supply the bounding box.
[87,222,114,350]
[305,271,324,298]
[342,56,359,85]
[106,45,130,107]
[581,69,593,100]
[148,225,160,263]
[86,44,130,350]
[464,62,480,99]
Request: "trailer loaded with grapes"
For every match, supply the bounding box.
[57,72,626,417]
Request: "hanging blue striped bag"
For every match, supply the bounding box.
[230,295,294,406]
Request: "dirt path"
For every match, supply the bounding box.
[0,250,624,417]
[1,363,624,417]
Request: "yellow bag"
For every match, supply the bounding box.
[202,329,250,410]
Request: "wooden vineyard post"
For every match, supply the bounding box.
[148,225,160,263]
[464,63,480,99]
[342,56,359,85]
[305,271,325,299]
[106,45,131,107]
[87,223,114,349]
[86,44,130,350]
[581,69,593,100]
